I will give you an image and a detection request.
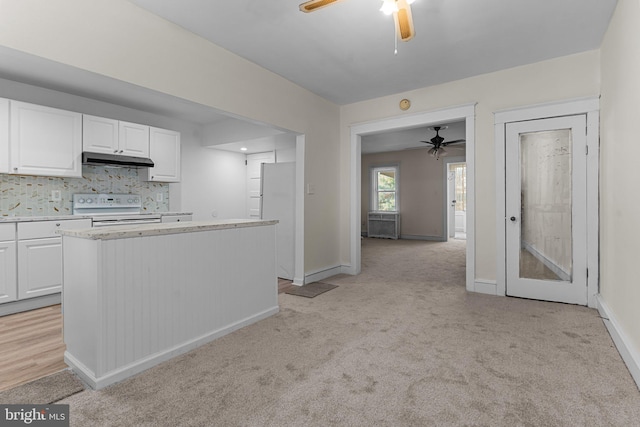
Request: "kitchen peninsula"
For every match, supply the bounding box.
[60,219,279,390]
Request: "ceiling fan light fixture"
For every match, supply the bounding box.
[380,0,398,16]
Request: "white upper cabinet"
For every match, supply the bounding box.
[146,127,181,182]
[83,115,150,158]
[119,121,150,157]
[10,101,82,177]
[82,115,119,154]
[0,98,9,174]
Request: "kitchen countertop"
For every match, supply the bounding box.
[0,212,192,223]
[59,219,277,240]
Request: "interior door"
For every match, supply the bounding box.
[246,152,275,219]
[447,170,456,239]
[505,115,587,305]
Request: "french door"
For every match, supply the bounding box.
[505,115,587,305]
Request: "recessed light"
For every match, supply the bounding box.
[240,147,248,151]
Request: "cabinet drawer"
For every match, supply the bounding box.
[161,215,192,223]
[18,219,92,239]
[0,223,16,241]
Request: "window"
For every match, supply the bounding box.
[371,165,399,212]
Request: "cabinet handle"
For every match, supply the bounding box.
[114,150,118,154]
[13,167,18,171]
[119,150,124,153]
[55,223,61,227]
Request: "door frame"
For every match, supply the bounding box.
[494,97,600,307]
[349,103,477,293]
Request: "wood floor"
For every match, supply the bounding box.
[0,304,67,392]
[278,278,294,294]
[0,280,295,392]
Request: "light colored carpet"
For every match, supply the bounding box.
[0,369,84,404]
[57,238,639,426]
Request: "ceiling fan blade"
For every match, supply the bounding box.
[442,139,466,146]
[394,0,415,41]
[420,141,435,145]
[299,0,343,13]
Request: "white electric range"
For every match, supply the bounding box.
[73,193,162,227]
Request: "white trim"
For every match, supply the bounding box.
[0,293,61,316]
[494,97,600,124]
[494,96,599,307]
[597,295,640,391]
[293,134,305,286]
[473,279,498,295]
[65,306,280,390]
[304,265,346,284]
[370,163,400,212]
[399,234,444,241]
[349,103,477,295]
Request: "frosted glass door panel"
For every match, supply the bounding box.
[519,129,572,281]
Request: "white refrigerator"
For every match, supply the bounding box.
[261,162,295,280]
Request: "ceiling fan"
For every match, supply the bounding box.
[420,126,466,160]
[299,0,416,42]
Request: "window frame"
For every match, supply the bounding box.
[370,164,399,212]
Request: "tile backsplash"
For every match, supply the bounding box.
[0,165,169,217]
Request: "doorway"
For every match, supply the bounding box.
[349,104,477,292]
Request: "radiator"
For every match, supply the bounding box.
[367,212,400,239]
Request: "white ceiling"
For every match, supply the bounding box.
[130,0,617,105]
[362,120,465,154]
[0,1,617,154]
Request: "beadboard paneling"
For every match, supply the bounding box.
[63,224,278,388]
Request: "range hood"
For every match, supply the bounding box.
[82,152,154,168]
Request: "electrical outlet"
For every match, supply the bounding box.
[157,193,163,202]
[51,190,61,202]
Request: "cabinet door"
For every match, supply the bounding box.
[18,238,62,299]
[119,121,150,157]
[10,101,82,177]
[83,114,119,154]
[0,98,8,174]
[147,127,181,182]
[0,241,17,304]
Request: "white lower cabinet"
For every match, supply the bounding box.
[0,223,17,304]
[18,238,62,299]
[0,240,17,304]
[0,219,93,307]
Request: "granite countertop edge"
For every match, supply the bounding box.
[0,212,193,223]
[59,219,278,240]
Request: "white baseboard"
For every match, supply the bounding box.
[473,279,498,295]
[304,265,348,284]
[400,234,445,241]
[0,293,61,316]
[597,295,640,391]
[65,306,280,390]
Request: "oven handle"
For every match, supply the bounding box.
[92,219,162,227]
